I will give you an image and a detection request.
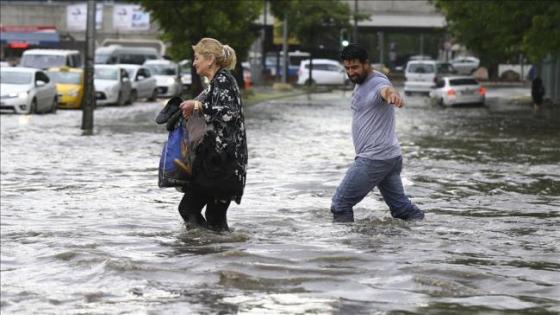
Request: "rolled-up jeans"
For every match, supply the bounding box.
[331,156,424,221]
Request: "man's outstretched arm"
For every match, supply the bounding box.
[380,86,404,108]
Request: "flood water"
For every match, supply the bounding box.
[1,90,559,314]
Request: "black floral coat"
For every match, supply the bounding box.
[195,68,248,203]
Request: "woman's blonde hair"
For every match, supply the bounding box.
[192,37,237,71]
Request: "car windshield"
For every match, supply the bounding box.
[437,63,456,74]
[95,54,110,64]
[47,71,81,84]
[145,64,177,76]
[21,55,66,69]
[449,78,479,86]
[0,71,32,84]
[122,68,136,78]
[408,64,435,73]
[95,68,118,80]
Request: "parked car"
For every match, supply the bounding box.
[297,59,347,85]
[46,67,84,109]
[94,65,132,106]
[404,60,457,95]
[266,50,310,78]
[20,49,82,70]
[429,75,486,106]
[179,59,192,89]
[450,56,480,75]
[120,64,158,102]
[0,67,58,114]
[95,45,160,65]
[143,59,182,97]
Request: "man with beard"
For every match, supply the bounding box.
[331,44,425,222]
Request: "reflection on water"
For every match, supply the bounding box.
[1,93,559,314]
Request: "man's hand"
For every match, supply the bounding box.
[180,100,195,119]
[381,87,404,108]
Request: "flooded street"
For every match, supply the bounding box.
[1,90,559,314]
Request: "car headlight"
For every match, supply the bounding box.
[165,77,175,85]
[18,91,28,98]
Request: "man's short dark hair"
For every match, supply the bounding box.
[340,44,368,63]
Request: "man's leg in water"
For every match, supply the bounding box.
[377,156,424,220]
[178,193,208,227]
[331,157,393,222]
[205,199,231,232]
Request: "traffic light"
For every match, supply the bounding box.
[340,28,349,47]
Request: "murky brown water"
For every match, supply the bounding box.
[1,90,559,314]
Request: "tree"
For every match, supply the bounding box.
[433,0,560,78]
[133,0,263,96]
[269,0,352,86]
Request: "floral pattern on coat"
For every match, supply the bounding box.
[199,68,248,203]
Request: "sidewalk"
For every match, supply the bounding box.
[242,85,308,106]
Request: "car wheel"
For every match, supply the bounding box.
[148,89,157,101]
[128,90,137,105]
[117,92,125,106]
[50,96,58,113]
[26,99,37,115]
[438,98,445,107]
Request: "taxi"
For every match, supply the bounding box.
[46,67,84,109]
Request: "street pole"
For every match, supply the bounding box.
[81,0,96,135]
[261,0,267,80]
[353,0,358,43]
[378,31,384,65]
[282,14,288,84]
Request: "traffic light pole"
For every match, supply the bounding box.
[81,0,96,135]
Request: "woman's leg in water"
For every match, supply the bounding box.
[205,198,231,232]
[178,193,207,228]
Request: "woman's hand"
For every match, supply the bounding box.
[180,100,195,119]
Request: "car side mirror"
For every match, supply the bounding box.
[137,75,145,81]
[36,80,46,87]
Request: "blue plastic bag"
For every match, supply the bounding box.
[158,113,206,188]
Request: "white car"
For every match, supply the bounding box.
[450,56,480,75]
[94,65,132,106]
[0,67,58,114]
[297,59,347,85]
[429,76,485,106]
[120,64,158,102]
[404,60,457,95]
[143,60,182,98]
[179,59,192,89]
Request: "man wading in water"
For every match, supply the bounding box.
[330,43,425,222]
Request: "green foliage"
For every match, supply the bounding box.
[433,0,560,64]
[269,0,352,50]
[132,0,263,62]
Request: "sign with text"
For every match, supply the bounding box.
[66,3,103,31]
[113,5,150,32]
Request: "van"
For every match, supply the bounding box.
[404,60,456,95]
[95,45,160,65]
[20,49,82,70]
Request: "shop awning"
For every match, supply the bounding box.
[0,31,60,46]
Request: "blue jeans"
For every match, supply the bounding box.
[331,156,424,221]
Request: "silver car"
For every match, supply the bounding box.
[429,76,486,106]
[450,56,480,75]
[94,65,133,106]
[120,64,158,102]
[0,67,58,114]
[143,60,182,98]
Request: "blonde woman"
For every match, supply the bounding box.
[179,38,248,232]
